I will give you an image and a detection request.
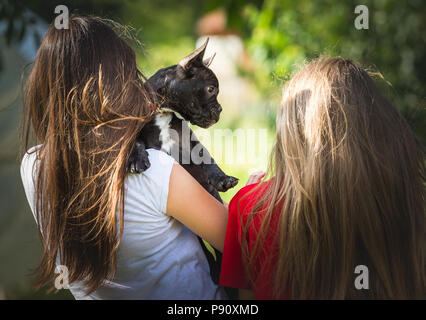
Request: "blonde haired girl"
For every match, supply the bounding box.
[220,57,425,299]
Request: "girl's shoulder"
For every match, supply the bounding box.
[125,148,176,214]
[228,180,274,226]
[127,148,176,186]
[144,148,176,168]
[20,144,42,183]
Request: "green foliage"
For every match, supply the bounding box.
[0,0,125,72]
[121,0,206,76]
[217,0,426,143]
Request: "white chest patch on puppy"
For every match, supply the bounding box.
[161,107,185,121]
[155,113,175,154]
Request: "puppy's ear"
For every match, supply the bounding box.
[178,38,209,72]
[203,52,216,67]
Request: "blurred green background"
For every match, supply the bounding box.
[0,0,424,299]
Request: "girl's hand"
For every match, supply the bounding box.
[246,170,265,186]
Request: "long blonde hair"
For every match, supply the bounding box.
[242,57,425,299]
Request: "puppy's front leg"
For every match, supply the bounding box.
[189,130,239,193]
[127,137,151,173]
[203,156,239,193]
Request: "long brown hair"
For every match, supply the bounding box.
[21,16,155,293]
[242,57,425,299]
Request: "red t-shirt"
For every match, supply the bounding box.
[219,182,290,299]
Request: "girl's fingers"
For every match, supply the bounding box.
[246,170,266,186]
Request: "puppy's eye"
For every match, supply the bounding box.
[207,86,215,93]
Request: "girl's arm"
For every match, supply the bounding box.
[166,162,228,252]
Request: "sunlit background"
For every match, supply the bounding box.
[0,0,424,299]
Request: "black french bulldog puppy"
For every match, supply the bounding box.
[127,39,238,293]
[128,38,238,201]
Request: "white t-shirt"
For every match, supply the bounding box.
[20,146,225,300]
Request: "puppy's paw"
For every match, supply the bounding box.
[209,174,239,192]
[127,142,151,173]
[127,153,150,173]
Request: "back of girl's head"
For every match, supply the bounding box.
[249,57,425,299]
[24,16,150,141]
[22,16,153,293]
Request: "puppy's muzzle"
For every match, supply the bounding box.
[211,104,222,120]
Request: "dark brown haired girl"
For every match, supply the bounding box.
[21,16,228,299]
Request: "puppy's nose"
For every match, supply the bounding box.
[217,105,222,113]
